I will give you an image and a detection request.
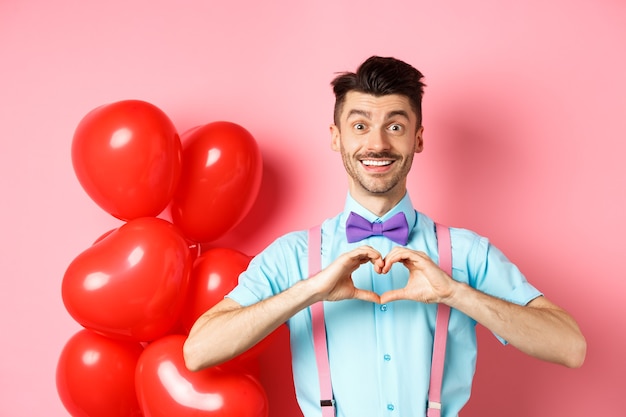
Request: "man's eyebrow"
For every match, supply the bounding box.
[386,110,410,120]
[346,109,371,119]
[345,109,411,120]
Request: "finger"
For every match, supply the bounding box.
[351,246,384,266]
[379,288,407,304]
[382,249,431,273]
[381,249,417,273]
[370,255,385,272]
[362,245,383,259]
[353,289,381,304]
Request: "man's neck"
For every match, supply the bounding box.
[349,189,407,217]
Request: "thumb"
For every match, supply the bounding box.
[353,289,382,304]
[379,289,406,304]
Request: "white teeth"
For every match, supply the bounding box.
[362,160,392,166]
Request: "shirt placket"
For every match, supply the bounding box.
[371,229,400,416]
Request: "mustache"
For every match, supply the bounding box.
[357,152,399,159]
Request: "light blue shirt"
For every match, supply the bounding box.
[228,193,541,417]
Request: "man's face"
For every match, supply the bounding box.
[331,91,424,201]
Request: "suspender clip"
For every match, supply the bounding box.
[428,400,442,410]
[320,399,335,407]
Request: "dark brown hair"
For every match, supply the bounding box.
[331,56,426,127]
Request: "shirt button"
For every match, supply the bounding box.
[380,304,388,312]
[384,354,391,361]
[387,404,395,411]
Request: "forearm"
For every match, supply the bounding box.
[444,282,586,368]
[183,279,319,371]
[183,245,385,371]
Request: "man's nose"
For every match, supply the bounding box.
[365,129,390,151]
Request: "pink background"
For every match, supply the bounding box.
[1,1,625,416]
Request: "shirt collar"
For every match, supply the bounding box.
[342,192,417,230]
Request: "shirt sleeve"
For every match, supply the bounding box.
[469,235,542,306]
[462,231,543,344]
[226,230,308,307]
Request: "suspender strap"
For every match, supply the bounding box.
[427,223,452,417]
[308,223,452,417]
[308,225,335,417]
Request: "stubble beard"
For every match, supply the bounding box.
[340,148,414,195]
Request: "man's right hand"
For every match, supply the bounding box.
[310,245,384,304]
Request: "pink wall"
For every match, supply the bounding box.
[1,0,625,415]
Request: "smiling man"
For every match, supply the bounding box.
[331,91,422,214]
[183,56,586,417]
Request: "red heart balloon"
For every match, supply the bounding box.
[179,247,252,333]
[178,247,268,374]
[62,217,193,342]
[136,335,269,417]
[170,122,263,243]
[72,100,182,221]
[56,329,144,417]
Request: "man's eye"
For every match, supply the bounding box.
[389,124,403,132]
[354,123,366,130]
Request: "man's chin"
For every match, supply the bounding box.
[360,182,398,195]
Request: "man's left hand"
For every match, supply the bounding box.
[378,247,456,304]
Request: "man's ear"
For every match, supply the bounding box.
[414,126,424,153]
[330,124,341,152]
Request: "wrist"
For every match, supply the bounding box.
[441,279,466,307]
[292,277,325,305]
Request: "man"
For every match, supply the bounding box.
[184,56,586,416]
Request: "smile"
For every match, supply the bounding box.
[362,160,393,167]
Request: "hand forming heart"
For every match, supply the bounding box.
[315,245,455,306]
[379,246,455,305]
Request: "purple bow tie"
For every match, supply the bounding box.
[345,211,409,245]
